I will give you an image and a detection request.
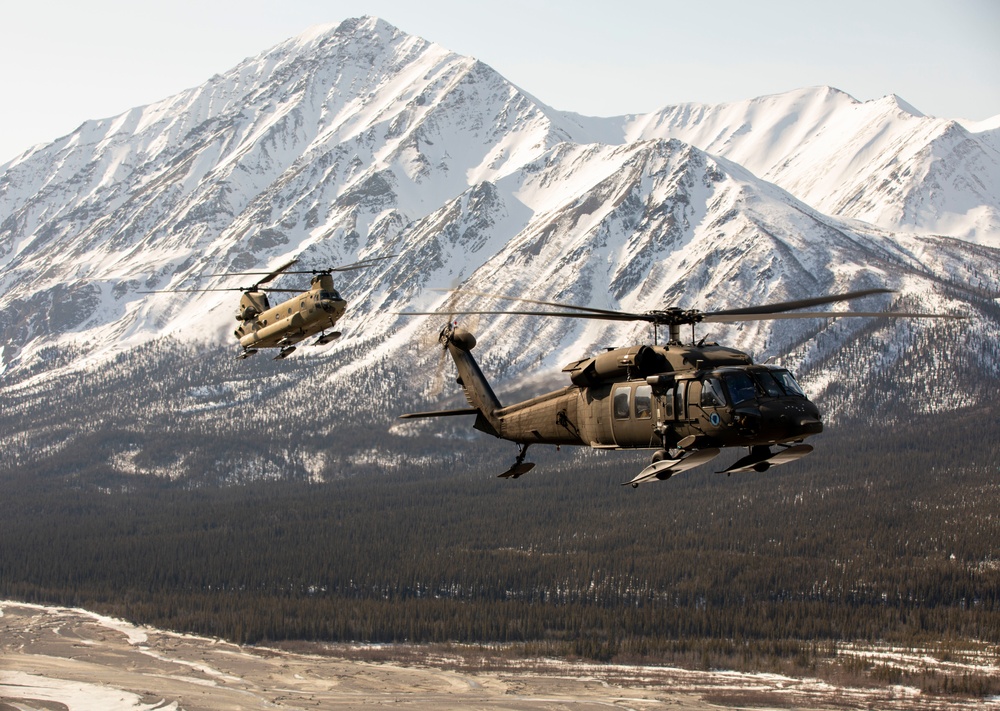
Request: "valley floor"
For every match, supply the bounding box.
[2,601,996,711]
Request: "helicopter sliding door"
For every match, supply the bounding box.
[610,383,658,448]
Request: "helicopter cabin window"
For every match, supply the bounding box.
[663,387,674,419]
[774,369,806,397]
[722,372,756,405]
[701,378,726,407]
[634,385,652,419]
[613,386,631,420]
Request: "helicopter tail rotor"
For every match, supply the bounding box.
[428,324,452,397]
[401,318,503,438]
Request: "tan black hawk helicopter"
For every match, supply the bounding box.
[400,288,962,486]
[148,256,392,359]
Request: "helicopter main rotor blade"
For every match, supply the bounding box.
[433,287,909,321]
[398,307,965,324]
[399,286,964,326]
[326,255,397,272]
[140,287,246,293]
[430,288,642,318]
[200,258,299,281]
[397,309,645,322]
[279,255,399,274]
[140,286,303,294]
[707,288,894,317]
[703,310,966,323]
[253,258,299,287]
[218,255,397,277]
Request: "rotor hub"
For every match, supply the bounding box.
[646,308,705,326]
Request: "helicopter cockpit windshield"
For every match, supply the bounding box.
[708,367,808,407]
[770,369,805,397]
[752,369,786,397]
[316,290,342,301]
[721,372,756,405]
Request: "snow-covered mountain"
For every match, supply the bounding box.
[611,87,1000,247]
[1,16,998,481]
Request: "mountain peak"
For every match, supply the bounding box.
[288,16,402,45]
[0,18,994,394]
[881,93,924,118]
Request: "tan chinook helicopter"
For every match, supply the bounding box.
[148,256,392,359]
[400,289,963,486]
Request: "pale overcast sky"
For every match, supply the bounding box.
[1,0,998,163]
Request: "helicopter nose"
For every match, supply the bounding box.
[799,400,823,434]
[757,401,823,439]
[797,416,824,435]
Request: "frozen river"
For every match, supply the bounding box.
[1,600,995,710]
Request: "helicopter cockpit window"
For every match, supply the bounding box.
[613,386,631,420]
[317,290,340,301]
[752,370,785,397]
[634,385,652,419]
[722,372,756,405]
[773,369,806,397]
[701,378,726,407]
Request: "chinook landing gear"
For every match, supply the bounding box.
[274,346,297,360]
[314,330,342,346]
[499,443,535,479]
[237,348,259,360]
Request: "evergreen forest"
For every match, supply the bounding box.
[2,340,999,699]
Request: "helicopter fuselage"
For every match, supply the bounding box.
[492,350,823,452]
[235,274,346,355]
[398,286,958,483]
[145,256,395,361]
[403,326,823,481]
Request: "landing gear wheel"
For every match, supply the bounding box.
[500,443,535,479]
[315,331,342,346]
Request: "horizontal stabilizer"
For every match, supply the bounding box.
[399,408,479,419]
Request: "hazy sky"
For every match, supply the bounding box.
[1,0,998,163]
